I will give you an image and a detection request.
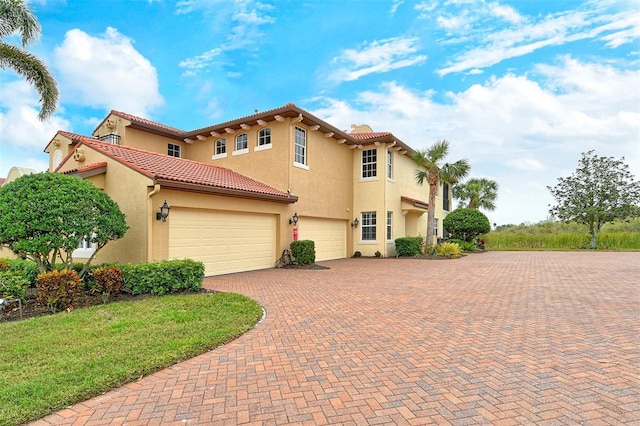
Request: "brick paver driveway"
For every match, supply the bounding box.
[36,252,639,425]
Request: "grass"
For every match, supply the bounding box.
[485,218,640,251]
[0,292,262,426]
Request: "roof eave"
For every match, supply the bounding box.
[154,179,299,204]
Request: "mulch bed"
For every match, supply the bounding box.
[0,290,150,323]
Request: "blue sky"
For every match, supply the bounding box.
[1,0,638,226]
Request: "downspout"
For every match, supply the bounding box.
[147,182,161,262]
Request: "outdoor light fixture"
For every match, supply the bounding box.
[289,212,299,225]
[351,218,359,228]
[156,200,170,222]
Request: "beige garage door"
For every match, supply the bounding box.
[298,218,347,261]
[169,209,276,276]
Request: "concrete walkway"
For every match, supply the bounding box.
[34,252,639,425]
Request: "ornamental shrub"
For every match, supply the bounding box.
[446,238,476,252]
[290,240,315,265]
[0,271,30,300]
[120,259,204,296]
[443,208,491,242]
[435,242,462,258]
[395,237,424,257]
[2,258,39,286]
[36,270,83,313]
[91,265,124,304]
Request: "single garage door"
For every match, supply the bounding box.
[298,218,347,261]
[169,209,276,276]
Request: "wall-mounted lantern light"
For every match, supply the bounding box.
[351,218,359,228]
[156,200,170,222]
[289,212,299,225]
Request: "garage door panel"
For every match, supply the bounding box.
[298,218,347,261]
[169,209,276,276]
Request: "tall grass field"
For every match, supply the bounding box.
[484,218,640,251]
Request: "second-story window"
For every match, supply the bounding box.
[362,149,377,178]
[236,133,248,151]
[258,128,271,146]
[168,143,181,158]
[443,183,450,211]
[387,150,393,179]
[294,126,306,165]
[215,139,226,155]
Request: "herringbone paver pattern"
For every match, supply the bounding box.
[33,252,639,425]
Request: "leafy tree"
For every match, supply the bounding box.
[453,178,499,210]
[443,208,491,242]
[0,173,128,275]
[413,140,470,247]
[547,150,640,249]
[0,0,58,120]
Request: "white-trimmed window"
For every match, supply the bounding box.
[387,150,393,179]
[168,143,181,158]
[362,149,377,178]
[386,211,393,241]
[215,139,226,155]
[433,218,439,237]
[73,236,96,259]
[235,133,248,151]
[361,211,377,241]
[258,128,271,146]
[294,126,307,166]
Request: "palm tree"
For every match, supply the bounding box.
[453,178,499,211]
[0,0,58,120]
[413,140,470,248]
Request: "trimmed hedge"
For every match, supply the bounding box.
[120,259,204,296]
[0,271,30,300]
[290,240,315,265]
[2,258,39,286]
[394,237,424,257]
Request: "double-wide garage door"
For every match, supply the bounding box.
[169,209,276,276]
[298,218,347,261]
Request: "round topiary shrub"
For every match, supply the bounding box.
[443,208,491,242]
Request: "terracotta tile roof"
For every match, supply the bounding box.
[0,178,6,187]
[401,196,429,208]
[78,140,295,202]
[109,110,186,135]
[62,162,107,175]
[58,130,93,141]
[349,132,393,140]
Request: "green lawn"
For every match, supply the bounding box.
[0,292,262,426]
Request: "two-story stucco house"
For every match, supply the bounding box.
[43,103,452,276]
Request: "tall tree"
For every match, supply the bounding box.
[0,0,58,120]
[547,150,640,249]
[453,178,499,210]
[413,140,470,247]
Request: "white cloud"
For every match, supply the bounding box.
[53,27,164,117]
[178,0,275,73]
[436,3,640,75]
[487,2,524,24]
[329,37,427,83]
[0,79,71,177]
[313,57,640,225]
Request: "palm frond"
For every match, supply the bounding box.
[0,0,40,46]
[0,42,58,120]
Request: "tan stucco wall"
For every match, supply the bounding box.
[57,146,153,266]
